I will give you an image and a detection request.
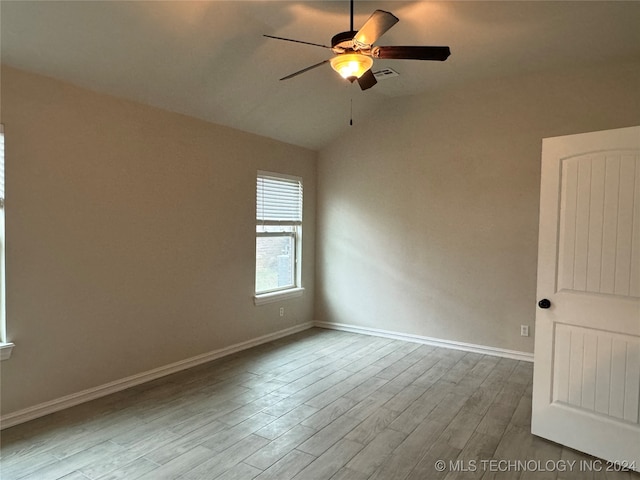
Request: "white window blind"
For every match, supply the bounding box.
[256,172,302,225]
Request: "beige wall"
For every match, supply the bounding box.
[0,66,316,415]
[3,58,639,417]
[316,60,640,354]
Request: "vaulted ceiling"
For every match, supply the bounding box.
[2,1,640,150]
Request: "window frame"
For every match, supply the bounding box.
[0,124,14,360]
[254,171,304,304]
[256,230,297,294]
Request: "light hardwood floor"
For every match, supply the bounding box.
[1,328,638,480]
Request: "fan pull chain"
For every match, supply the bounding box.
[350,97,353,126]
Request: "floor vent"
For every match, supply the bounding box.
[373,68,399,80]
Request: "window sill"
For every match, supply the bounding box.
[0,342,15,361]
[254,287,304,306]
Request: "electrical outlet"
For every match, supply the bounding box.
[520,325,529,337]
[279,307,284,317]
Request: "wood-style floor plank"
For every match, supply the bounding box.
[1,328,637,480]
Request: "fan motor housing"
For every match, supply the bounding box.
[331,30,357,53]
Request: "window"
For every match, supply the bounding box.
[0,125,12,360]
[255,171,303,302]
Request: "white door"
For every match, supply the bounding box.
[532,126,640,471]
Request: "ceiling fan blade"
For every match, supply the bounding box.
[280,59,330,81]
[264,34,331,49]
[372,46,451,61]
[357,69,377,91]
[354,10,399,46]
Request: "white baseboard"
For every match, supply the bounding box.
[0,322,314,430]
[314,321,534,363]
[1,320,532,430]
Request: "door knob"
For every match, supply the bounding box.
[538,299,551,309]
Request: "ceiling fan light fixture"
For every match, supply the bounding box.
[330,53,373,81]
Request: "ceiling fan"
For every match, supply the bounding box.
[264,0,451,91]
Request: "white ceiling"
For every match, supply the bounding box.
[2,1,640,150]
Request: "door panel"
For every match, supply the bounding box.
[552,324,639,423]
[532,126,640,471]
[557,153,640,297]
